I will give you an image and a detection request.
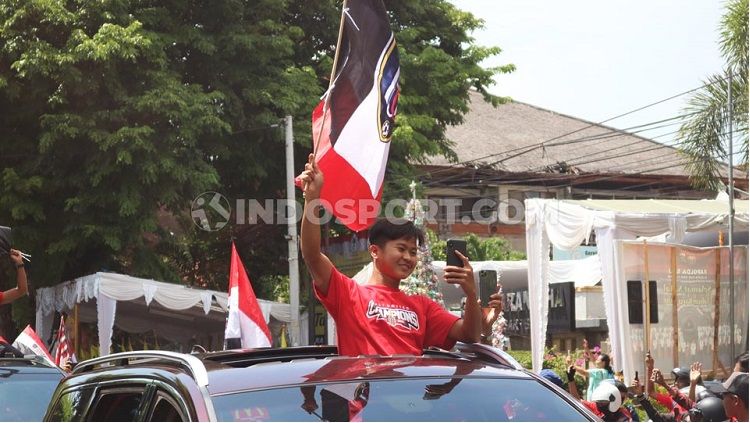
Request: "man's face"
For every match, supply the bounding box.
[721,393,742,419]
[371,238,418,281]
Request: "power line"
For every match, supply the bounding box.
[417,76,731,182]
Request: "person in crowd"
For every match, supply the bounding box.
[581,382,633,421]
[2,249,28,304]
[539,368,566,390]
[733,351,748,373]
[297,154,483,356]
[708,371,748,422]
[644,351,692,417]
[572,343,615,401]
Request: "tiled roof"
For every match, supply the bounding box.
[426,91,743,179]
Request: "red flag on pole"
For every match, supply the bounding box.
[12,325,56,367]
[305,0,400,231]
[53,316,73,367]
[224,243,272,349]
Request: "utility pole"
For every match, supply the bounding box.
[726,73,735,360]
[285,115,301,346]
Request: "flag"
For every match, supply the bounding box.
[308,0,400,231]
[53,316,73,367]
[224,243,272,349]
[12,325,56,367]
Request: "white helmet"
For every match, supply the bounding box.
[591,382,622,413]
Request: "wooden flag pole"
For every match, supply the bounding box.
[313,0,349,155]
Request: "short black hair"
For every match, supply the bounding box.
[736,351,749,373]
[368,218,424,248]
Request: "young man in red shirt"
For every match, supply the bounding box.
[298,155,490,356]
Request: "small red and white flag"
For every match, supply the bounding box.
[224,243,272,349]
[12,325,56,367]
[304,0,400,231]
[53,316,73,367]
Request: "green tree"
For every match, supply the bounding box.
[430,232,525,261]
[678,0,748,191]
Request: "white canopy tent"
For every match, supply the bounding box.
[353,255,602,309]
[35,272,292,355]
[525,199,749,375]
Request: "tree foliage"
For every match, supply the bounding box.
[430,232,525,262]
[678,0,748,191]
[0,0,512,331]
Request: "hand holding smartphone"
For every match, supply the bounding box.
[445,239,467,267]
[478,270,498,307]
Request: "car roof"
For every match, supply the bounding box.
[69,343,527,393]
[0,357,64,374]
[202,354,532,395]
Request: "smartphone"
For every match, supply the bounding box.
[634,371,639,381]
[479,270,498,307]
[446,239,467,267]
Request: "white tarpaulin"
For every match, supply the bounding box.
[35,272,291,356]
[525,198,749,375]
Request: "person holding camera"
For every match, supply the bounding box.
[2,249,28,304]
[297,154,484,356]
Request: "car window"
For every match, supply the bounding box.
[88,389,145,422]
[0,370,64,421]
[212,377,588,422]
[47,387,95,422]
[148,394,186,422]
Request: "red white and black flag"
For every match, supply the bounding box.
[224,243,272,349]
[310,0,400,231]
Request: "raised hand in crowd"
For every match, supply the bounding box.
[2,249,29,305]
[688,361,702,403]
[651,368,667,388]
[480,291,503,344]
[645,351,655,396]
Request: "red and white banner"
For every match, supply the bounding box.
[308,0,400,231]
[224,243,272,349]
[12,325,56,367]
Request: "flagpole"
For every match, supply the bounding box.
[286,115,301,346]
[313,0,348,155]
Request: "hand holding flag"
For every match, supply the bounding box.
[297,154,324,200]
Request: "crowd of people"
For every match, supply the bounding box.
[539,342,749,422]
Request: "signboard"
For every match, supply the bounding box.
[553,245,598,261]
[503,282,576,336]
[621,242,748,375]
[312,304,328,345]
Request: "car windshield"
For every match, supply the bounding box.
[212,377,589,421]
[0,369,62,421]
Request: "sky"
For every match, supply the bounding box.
[449,0,728,146]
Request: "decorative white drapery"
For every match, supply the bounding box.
[525,199,748,375]
[35,272,291,355]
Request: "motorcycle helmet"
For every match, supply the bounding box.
[690,396,727,422]
[591,382,622,413]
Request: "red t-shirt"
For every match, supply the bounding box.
[315,267,460,356]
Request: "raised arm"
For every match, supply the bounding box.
[2,249,28,304]
[446,252,480,343]
[298,154,334,295]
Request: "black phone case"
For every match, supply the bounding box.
[445,240,467,267]
[479,270,497,307]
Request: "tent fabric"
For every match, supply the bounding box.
[352,256,602,288]
[525,198,748,375]
[35,272,290,356]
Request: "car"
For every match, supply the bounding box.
[44,343,599,421]
[0,345,66,421]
